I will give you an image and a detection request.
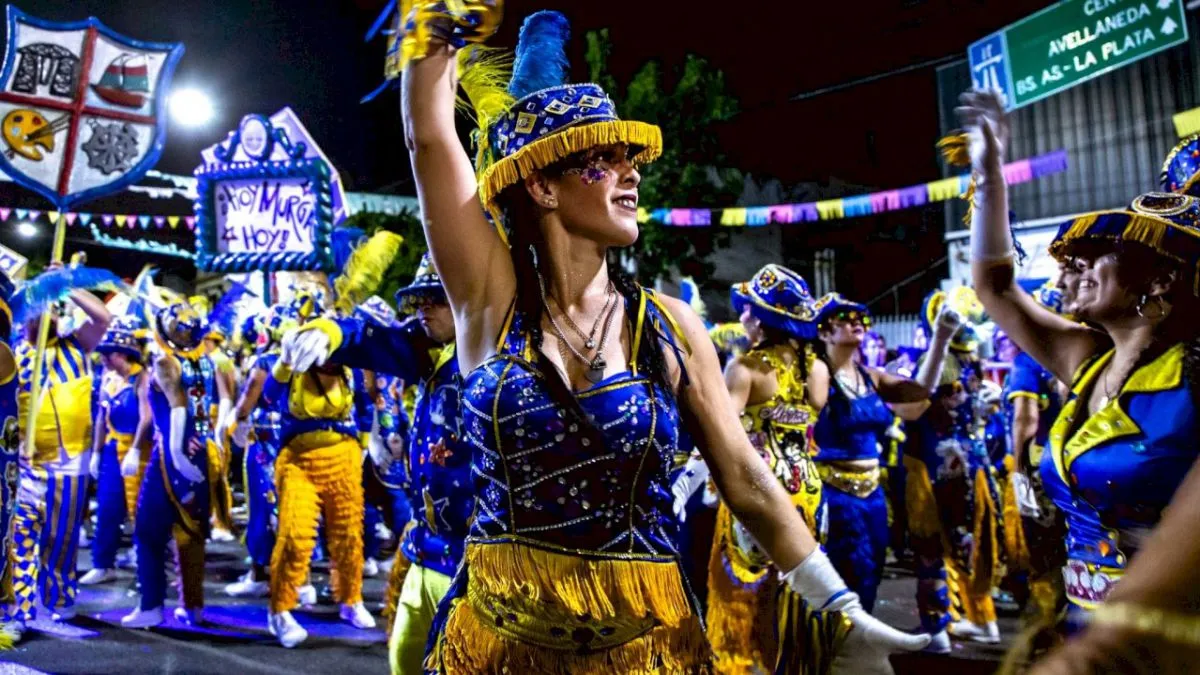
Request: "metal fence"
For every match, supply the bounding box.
[871,313,921,350]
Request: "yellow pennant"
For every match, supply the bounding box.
[115,215,127,227]
[167,216,180,229]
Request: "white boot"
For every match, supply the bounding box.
[339,602,376,629]
[268,611,308,648]
[51,604,77,621]
[121,605,165,628]
[210,527,236,543]
[924,630,951,654]
[297,584,317,606]
[79,568,118,585]
[362,558,380,578]
[224,572,269,598]
[173,606,204,626]
[948,619,1000,644]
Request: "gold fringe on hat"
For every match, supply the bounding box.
[938,132,976,226]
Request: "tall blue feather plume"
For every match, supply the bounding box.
[11,266,126,326]
[332,226,366,272]
[208,280,256,338]
[508,11,570,98]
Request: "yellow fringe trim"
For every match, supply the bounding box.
[937,132,976,225]
[333,231,403,314]
[0,627,13,650]
[969,467,1002,596]
[903,455,941,540]
[477,119,663,211]
[1001,456,1030,572]
[706,503,776,675]
[463,539,692,624]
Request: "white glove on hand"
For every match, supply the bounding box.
[367,413,392,472]
[168,406,206,484]
[1013,472,1041,518]
[283,328,332,373]
[671,455,711,523]
[89,449,102,480]
[783,549,930,675]
[232,417,253,450]
[120,446,141,478]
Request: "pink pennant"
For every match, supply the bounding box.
[185,216,196,231]
[154,216,165,228]
[0,208,10,221]
[127,215,138,229]
[102,214,114,226]
[65,212,77,225]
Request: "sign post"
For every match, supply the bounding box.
[969,0,1188,110]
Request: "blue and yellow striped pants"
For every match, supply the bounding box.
[7,468,89,620]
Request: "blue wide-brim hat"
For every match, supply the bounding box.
[920,287,984,352]
[1162,134,1200,197]
[461,11,663,240]
[97,315,147,359]
[1049,191,1200,295]
[395,253,446,312]
[729,264,818,340]
[812,292,870,330]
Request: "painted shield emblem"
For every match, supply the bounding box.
[0,7,183,209]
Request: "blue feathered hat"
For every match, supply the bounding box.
[205,280,255,343]
[729,265,818,340]
[460,11,663,240]
[1162,134,1200,197]
[10,264,125,328]
[812,292,871,332]
[395,252,446,313]
[132,267,208,358]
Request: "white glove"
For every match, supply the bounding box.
[367,412,392,471]
[168,406,206,484]
[701,481,720,508]
[671,455,711,522]
[89,450,102,480]
[1013,472,1041,518]
[232,418,252,449]
[120,446,141,478]
[783,549,931,675]
[283,328,332,373]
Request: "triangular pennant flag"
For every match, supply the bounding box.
[0,208,10,221]
[65,212,77,225]
[185,216,196,231]
[101,214,114,226]
[167,216,180,229]
[115,215,127,227]
[78,213,92,225]
[127,215,138,229]
[154,216,165,228]
[48,211,59,223]
[138,215,151,229]
[28,210,40,221]
[14,209,27,220]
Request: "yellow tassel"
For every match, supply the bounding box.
[937,132,976,225]
[903,455,941,539]
[969,467,1002,596]
[382,543,415,635]
[706,503,776,674]
[333,231,403,314]
[478,120,664,210]
[1001,457,1030,572]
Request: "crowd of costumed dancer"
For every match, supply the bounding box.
[0,5,1198,675]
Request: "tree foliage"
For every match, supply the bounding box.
[343,207,427,308]
[585,30,742,286]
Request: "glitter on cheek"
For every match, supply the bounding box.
[580,166,609,184]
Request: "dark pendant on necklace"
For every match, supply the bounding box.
[586,356,606,383]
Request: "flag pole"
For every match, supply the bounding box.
[22,211,68,459]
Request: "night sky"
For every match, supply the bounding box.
[22,0,1054,192]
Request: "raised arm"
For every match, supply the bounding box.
[403,42,514,366]
[958,90,1101,384]
[69,289,112,353]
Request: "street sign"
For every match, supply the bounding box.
[969,0,1189,110]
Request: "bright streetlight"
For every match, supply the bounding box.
[169,87,215,128]
[16,222,37,238]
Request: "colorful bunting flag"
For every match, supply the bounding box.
[101,214,114,226]
[138,215,151,229]
[47,211,60,223]
[167,216,180,229]
[28,210,40,221]
[65,213,77,225]
[185,216,196,230]
[14,209,27,221]
[154,216,165,228]
[114,215,127,227]
[78,213,92,225]
[0,208,9,222]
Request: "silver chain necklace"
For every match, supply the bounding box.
[548,281,615,350]
[538,275,619,384]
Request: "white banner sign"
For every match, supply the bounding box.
[214,177,316,255]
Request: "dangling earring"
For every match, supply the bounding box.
[528,243,538,269]
[1136,294,1148,317]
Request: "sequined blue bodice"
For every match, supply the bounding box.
[1004,351,1062,450]
[251,352,282,448]
[1041,345,1198,580]
[461,299,684,558]
[102,369,142,437]
[813,366,893,462]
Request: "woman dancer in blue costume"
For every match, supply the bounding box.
[81,315,150,586]
[961,89,1200,656]
[811,292,957,614]
[289,6,929,673]
[121,284,227,628]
